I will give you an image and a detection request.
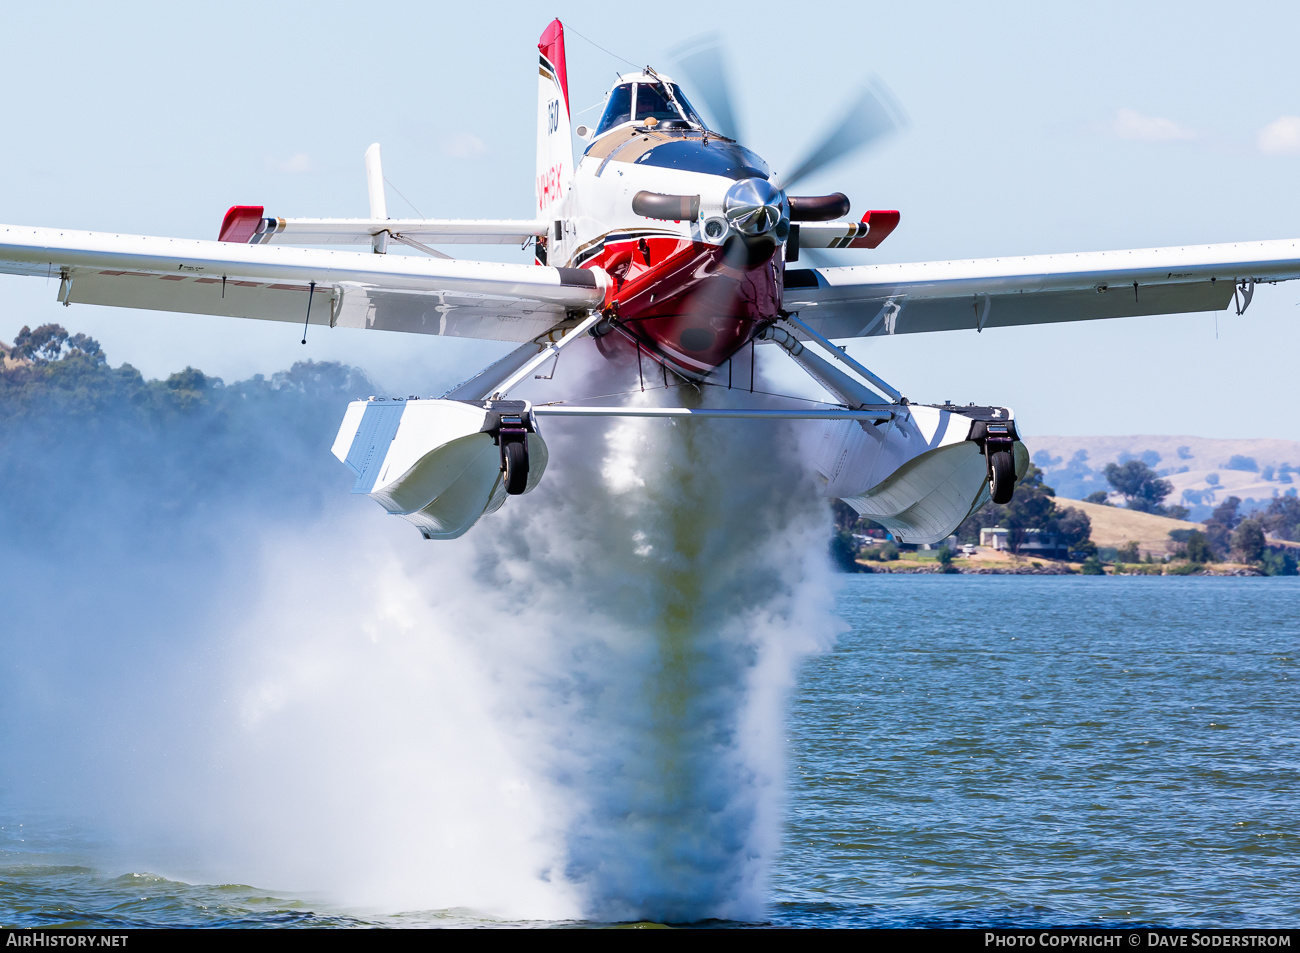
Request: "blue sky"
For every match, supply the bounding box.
[2,0,1298,438]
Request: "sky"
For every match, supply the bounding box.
[1,0,1298,438]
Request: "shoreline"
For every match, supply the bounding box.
[849,560,1267,577]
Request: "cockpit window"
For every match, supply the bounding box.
[594,81,706,136]
[595,84,634,136]
[633,84,676,123]
[668,86,706,127]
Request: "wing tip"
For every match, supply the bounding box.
[219,205,265,243]
[860,210,900,249]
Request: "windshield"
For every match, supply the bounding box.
[595,84,634,135]
[594,82,706,136]
[634,84,703,125]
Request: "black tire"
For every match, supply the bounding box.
[989,450,1015,505]
[503,440,529,495]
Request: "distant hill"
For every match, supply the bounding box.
[1030,435,1300,520]
[1063,500,1199,558]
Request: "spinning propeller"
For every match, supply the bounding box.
[654,34,907,369]
[669,34,906,191]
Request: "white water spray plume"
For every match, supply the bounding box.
[0,336,841,923]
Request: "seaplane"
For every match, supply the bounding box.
[2,19,1299,541]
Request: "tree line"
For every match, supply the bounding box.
[0,323,374,545]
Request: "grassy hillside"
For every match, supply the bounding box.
[1064,500,1200,558]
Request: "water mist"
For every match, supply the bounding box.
[0,346,841,923]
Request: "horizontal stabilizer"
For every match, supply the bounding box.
[217,209,548,246]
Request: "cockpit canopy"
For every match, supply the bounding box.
[594,74,707,137]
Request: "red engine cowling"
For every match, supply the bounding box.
[587,235,783,375]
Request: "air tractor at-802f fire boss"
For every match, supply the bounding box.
[3,20,1298,539]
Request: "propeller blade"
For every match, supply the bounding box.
[669,33,743,141]
[781,77,906,191]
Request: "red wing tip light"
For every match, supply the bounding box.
[862,210,900,249]
[219,205,265,243]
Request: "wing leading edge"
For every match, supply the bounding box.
[0,224,606,344]
[782,239,1300,338]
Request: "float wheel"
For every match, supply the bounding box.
[989,450,1015,505]
[503,439,529,495]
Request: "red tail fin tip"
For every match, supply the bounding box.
[538,19,569,116]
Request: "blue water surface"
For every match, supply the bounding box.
[770,575,1300,928]
[1,576,1296,928]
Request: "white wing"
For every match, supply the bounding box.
[0,224,606,344]
[782,239,1300,338]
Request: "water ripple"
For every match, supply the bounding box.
[772,575,1300,928]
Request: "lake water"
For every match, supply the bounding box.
[2,576,1297,928]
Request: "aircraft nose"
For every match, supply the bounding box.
[724,177,789,239]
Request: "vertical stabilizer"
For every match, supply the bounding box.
[536,19,574,225]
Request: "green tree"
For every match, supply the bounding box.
[1210,496,1243,528]
[1260,496,1300,541]
[1117,540,1140,563]
[956,465,1092,557]
[1203,496,1242,558]
[1231,519,1266,563]
[1004,472,1058,552]
[830,528,862,572]
[11,324,104,365]
[1184,530,1212,563]
[1103,460,1173,514]
[1055,506,1093,551]
[1260,549,1299,576]
[1080,555,1105,574]
[831,499,860,531]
